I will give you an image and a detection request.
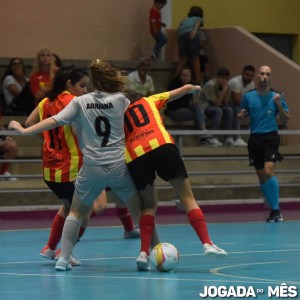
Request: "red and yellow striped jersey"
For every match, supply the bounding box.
[38,91,82,182]
[124,92,174,163]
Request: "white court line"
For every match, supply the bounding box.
[0,271,294,285]
[211,260,300,285]
[0,251,299,286]
[1,248,300,265]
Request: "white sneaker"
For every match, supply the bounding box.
[54,249,81,266]
[204,243,227,257]
[136,251,150,271]
[233,137,247,147]
[224,137,235,146]
[55,257,72,271]
[1,171,17,181]
[202,137,223,147]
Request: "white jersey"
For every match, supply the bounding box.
[53,91,130,166]
[229,75,255,94]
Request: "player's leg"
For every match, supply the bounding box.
[169,176,227,256]
[41,181,73,260]
[40,203,69,260]
[119,159,160,270]
[55,191,94,271]
[154,144,227,257]
[107,189,141,239]
[134,184,158,271]
[55,163,106,271]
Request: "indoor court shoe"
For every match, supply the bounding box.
[54,249,82,266]
[55,257,72,271]
[123,227,141,239]
[266,209,283,222]
[204,243,227,257]
[136,251,150,271]
[40,245,56,260]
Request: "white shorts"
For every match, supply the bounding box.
[75,160,137,205]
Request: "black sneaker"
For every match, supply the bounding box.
[266,209,283,222]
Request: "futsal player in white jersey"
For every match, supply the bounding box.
[9,59,159,271]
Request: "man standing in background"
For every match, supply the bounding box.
[239,65,289,222]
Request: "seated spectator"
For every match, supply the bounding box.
[196,67,237,146]
[165,67,209,143]
[1,58,28,115]
[127,57,155,96]
[29,48,56,105]
[228,65,256,146]
[0,114,18,180]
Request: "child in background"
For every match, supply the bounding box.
[149,0,168,61]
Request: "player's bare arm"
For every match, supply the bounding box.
[9,117,59,135]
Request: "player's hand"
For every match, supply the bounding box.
[189,85,201,95]
[274,93,282,106]
[237,109,248,119]
[8,120,25,133]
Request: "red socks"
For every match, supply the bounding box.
[139,215,155,255]
[188,208,211,245]
[90,210,97,218]
[116,207,134,232]
[47,213,65,250]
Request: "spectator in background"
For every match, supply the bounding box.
[149,0,168,61]
[53,53,63,72]
[174,6,203,83]
[0,115,18,180]
[198,30,211,84]
[228,65,256,146]
[127,57,155,96]
[1,58,28,115]
[29,48,56,105]
[196,67,235,146]
[165,68,210,144]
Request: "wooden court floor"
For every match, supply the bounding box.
[0,214,300,300]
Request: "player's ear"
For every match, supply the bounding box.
[66,79,72,88]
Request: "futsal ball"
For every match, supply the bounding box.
[150,243,179,272]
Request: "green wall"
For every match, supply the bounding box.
[171,0,300,63]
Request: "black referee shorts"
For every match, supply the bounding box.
[248,131,283,169]
[127,143,188,190]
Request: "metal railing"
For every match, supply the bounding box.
[1,129,300,194]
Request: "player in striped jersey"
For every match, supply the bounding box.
[124,86,227,271]
[24,65,139,268]
[9,60,154,271]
